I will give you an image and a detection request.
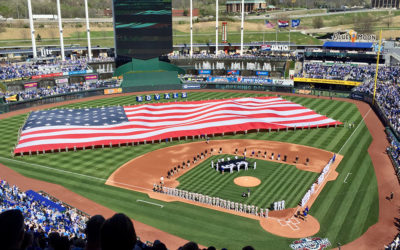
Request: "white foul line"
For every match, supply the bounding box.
[137,199,163,208]
[0,156,153,192]
[343,173,352,183]
[338,108,371,154]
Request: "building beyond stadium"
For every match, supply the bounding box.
[371,0,399,8]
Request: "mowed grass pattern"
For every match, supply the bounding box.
[0,92,378,249]
[177,155,319,209]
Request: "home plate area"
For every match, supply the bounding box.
[278,217,301,231]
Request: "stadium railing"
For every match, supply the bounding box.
[38,190,91,218]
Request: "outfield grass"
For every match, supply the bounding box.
[0,92,378,249]
[177,154,319,209]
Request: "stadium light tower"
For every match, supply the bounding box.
[27,0,37,58]
[56,0,65,61]
[215,0,219,55]
[240,0,244,55]
[84,0,92,60]
[190,0,193,57]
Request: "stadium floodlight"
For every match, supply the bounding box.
[216,0,219,55]
[56,0,65,61]
[84,0,92,60]
[240,0,244,55]
[190,0,193,57]
[27,0,37,58]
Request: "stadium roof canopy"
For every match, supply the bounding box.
[323,41,373,49]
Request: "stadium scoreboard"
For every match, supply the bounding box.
[113,0,172,67]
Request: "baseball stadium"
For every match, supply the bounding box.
[0,0,399,250]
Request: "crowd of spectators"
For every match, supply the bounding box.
[169,52,302,61]
[1,80,119,103]
[0,179,257,250]
[0,179,88,248]
[0,57,115,81]
[354,79,400,135]
[299,62,400,82]
[0,59,89,81]
[385,127,400,179]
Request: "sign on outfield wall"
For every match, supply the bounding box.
[32,72,63,80]
[227,70,240,75]
[271,45,290,51]
[183,84,201,89]
[104,88,122,95]
[294,77,361,86]
[24,82,38,88]
[136,92,187,102]
[272,79,294,86]
[55,78,69,84]
[256,71,269,76]
[198,70,211,75]
[84,75,98,81]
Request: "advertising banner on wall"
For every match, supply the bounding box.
[272,79,294,86]
[241,77,272,84]
[207,76,237,83]
[104,88,123,95]
[294,77,361,86]
[256,71,269,76]
[198,70,211,75]
[31,72,63,80]
[55,78,69,84]
[68,70,87,76]
[183,84,201,89]
[84,75,98,81]
[24,82,38,88]
[227,70,240,75]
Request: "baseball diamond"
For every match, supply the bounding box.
[0,89,391,249]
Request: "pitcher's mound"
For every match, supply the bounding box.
[234,176,261,187]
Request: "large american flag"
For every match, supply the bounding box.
[14,97,341,154]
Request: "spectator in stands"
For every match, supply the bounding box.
[3,79,118,103]
[242,246,255,250]
[299,62,400,82]
[100,213,137,250]
[179,241,200,250]
[85,215,105,250]
[152,240,167,250]
[0,209,25,250]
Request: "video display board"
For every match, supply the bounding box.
[113,0,172,67]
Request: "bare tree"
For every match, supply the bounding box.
[353,14,375,34]
[312,16,324,29]
[21,28,29,40]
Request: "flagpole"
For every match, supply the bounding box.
[56,0,65,61]
[190,0,193,57]
[289,29,291,46]
[240,0,244,55]
[84,0,92,60]
[27,0,37,58]
[276,28,278,45]
[216,0,219,55]
[372,29,383,105]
